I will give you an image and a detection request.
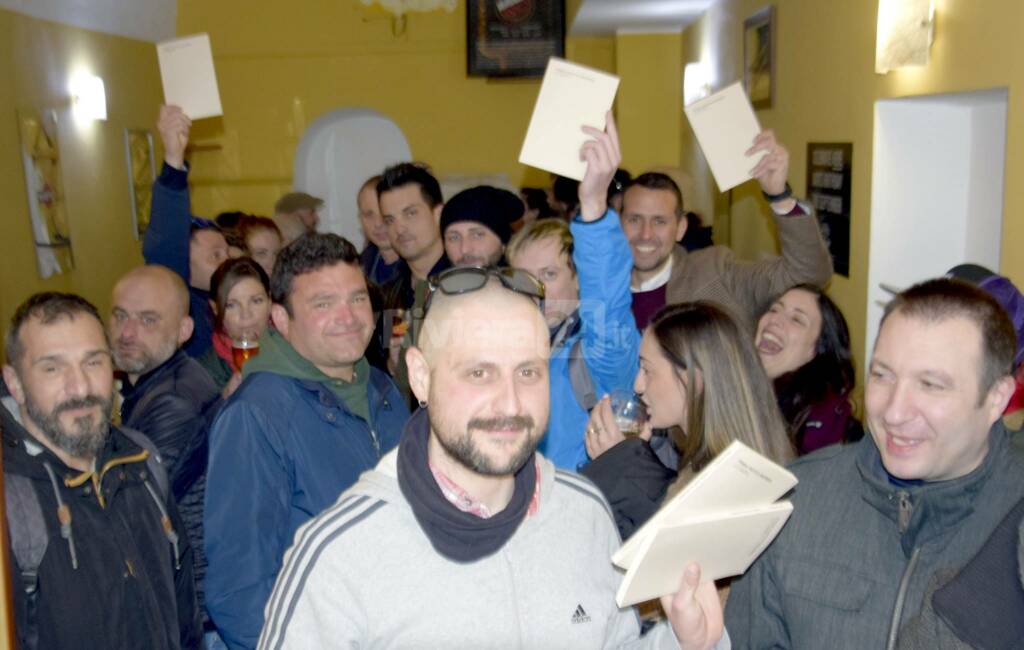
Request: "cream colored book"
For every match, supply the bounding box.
[518,57,620,181]
[612,441,797,607]
[157,33,223,120]
[683,81,767,192]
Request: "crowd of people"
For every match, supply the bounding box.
[2,100,1023,650]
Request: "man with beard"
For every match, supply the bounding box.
[1,292,201,649]
[111,265,221,472]
[257,276,727,650]
[623,131,832,331]
[204,233,408,650]
[440,185,523,267]
[110,264,222,645]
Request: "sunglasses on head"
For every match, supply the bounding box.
[425,266,545,313]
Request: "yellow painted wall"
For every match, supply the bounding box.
[175,0,617,215]
[615,33,681,172]
[0,8,163,637]
[680,0,1024,382]
[0,10,163,349]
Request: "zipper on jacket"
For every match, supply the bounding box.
[369,427,381,457]
[896,490,912,533]
[885,490,918,650]
[886,545,921,650]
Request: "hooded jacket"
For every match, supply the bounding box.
[725,423,1024,649]
[2,401,202,650]
[255,408,694,650]
[203,330,408,650]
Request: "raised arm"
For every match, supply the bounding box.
[727,131,833,314]
[143,105,194,283]
[573,112,641,393]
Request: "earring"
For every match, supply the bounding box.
[418,399,427,409]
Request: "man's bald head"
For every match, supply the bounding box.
[407,278,552,480]
[415,279,549,367]
[109,265,194,381]
[115,265,190,318]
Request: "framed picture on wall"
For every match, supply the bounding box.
[467,0,565,78]
[17,108,75,279]
[124,128,157,240]
[743,6,775,110]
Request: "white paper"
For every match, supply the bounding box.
[683,81,766,192]
[157,33,223,120]
[614,441,797,569]
[615,503,793,607]
[518,58,620,181]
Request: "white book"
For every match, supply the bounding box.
[157,33,224,120]
[683,82,767,192]
[518,58,620,181]
[612,441,797,607]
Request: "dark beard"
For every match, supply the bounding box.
[25,394,112,460]
[431,414,539,476]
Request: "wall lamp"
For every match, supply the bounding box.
[875,0,935,74]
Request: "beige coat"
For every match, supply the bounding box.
[664,208,833,330]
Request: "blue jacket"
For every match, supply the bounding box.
[539,210,640,470]
[203,369,408,650]
[144,163,215,358]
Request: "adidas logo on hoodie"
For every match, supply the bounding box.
[571,604,591,624]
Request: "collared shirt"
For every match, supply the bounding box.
[630,254,674,292]
[429,459,542,519]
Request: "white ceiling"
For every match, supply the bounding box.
[570,0,716,35]
[0,0,176,42]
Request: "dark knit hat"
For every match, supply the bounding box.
[440,186,524,245]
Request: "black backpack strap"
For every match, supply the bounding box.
[568,338,598,412]
[5,472,47,650]
[4,473,48,595]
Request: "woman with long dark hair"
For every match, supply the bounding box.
[755,284,861,455]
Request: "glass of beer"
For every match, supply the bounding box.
[608,388,648,438]
[232,334,260,368]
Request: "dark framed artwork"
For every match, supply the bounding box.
[743,6,775,110]
[467,0,565,78]
[806,142,852,277]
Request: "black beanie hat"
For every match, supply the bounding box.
[440,186,524,245]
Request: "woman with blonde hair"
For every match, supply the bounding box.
[581,301,793,540]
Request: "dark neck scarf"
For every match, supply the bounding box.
[396,408,536,563]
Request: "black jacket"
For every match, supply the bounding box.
[579,437,677,540]
[2,405,202,649]
[119,348,221,625]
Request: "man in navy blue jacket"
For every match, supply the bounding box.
[203,233,409,650]
[145,105,229,358]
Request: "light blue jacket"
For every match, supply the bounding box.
[539,210,641,470]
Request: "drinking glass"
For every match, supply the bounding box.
[608,388,648,438]
[232,334,260,368]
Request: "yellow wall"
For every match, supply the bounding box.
[175,0,617,215]
[680,0,1024,381]
[0,9,163,339]
[615,33,681,172]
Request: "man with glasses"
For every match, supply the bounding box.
[507,113,641,470]
[257,270,727,650]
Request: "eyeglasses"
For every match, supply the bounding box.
[425,266,545,313]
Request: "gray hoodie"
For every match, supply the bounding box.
[257,449,700,650]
